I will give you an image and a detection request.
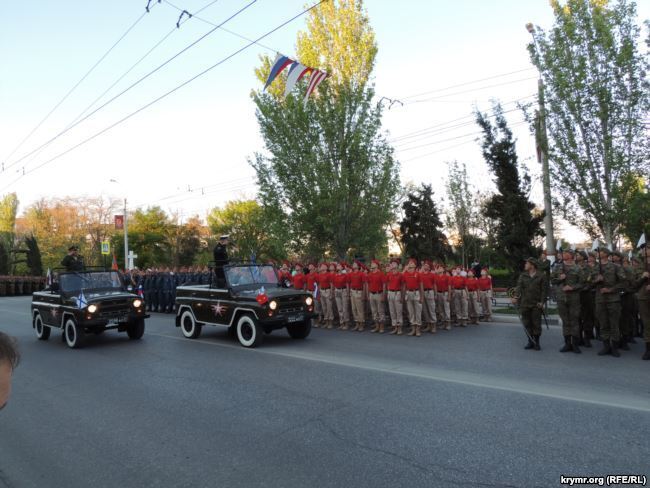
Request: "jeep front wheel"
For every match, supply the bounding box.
[64,317,85,349]
[180,310,202,339]
[34,314,51,341]
[236,314,263,348]
[127,318,145,340]
[287,319,312,340]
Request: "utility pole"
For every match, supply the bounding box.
[527,22,556,263]
[123,198,129,271]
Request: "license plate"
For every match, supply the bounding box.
[287,314,303,323]
[108,315,127,324]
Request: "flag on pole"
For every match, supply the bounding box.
[46,268,52,287]
[313,282,319,300]
[111,253,119,271]
[264,53,294,90]
[591,239,600,252]
[637,233,646,249]
[556,238,562,252]
[284,62,312,97]
[76,290,88,309]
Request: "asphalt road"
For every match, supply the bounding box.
[1,296,649,488]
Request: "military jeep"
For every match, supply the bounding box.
[175,263,316,348]
[31,269,149,349]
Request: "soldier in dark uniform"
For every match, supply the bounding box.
[576,251,595,347]
[161,268,174,313]
[213,235,230,287]
[616,252,636,349]
[61,246,85,271]
[143,270,153,312]
[551,249,584,353]
[151,269,161,313]
[631,248,650,360]
[594,247,626,357]
[513,258,547,350]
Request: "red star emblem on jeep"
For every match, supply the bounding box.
[211,302,227,316]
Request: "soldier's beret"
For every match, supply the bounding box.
[599,247,612,255]
[219,235,229,240]
[526,257,538,267]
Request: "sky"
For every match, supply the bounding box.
[1,0,648,243]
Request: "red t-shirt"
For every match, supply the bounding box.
[386,271,403,291]
[465,277,479,291]
[348,271,365,290]
[402,271,421,291]
[366,271,386,293]
[451,276,466,290]
[318,272,333,289]
[333,273,350,289]
[306,273,318,291]
[435,274,450,292]
[478,276,492,291]
[420,272,435,290]
[292,273,306,290]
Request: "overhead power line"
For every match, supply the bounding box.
[2,5,156,167]
[5,0,258,173]
[403,77,538,105]
[0,0,328,193]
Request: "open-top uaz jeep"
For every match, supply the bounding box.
[31,269,149,348]
[175,263,316,347]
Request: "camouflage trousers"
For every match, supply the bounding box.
[557,292,581,337]
[520,306,542,336]
[595,299,621,342]
[638,299,650,343]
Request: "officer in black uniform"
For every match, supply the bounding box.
[213,235,230,287]
[61,246,85,271]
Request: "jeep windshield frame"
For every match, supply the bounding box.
[58,271,126,296]
[224,264,279,290]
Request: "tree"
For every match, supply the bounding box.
[167,215,206,267]
[251,0,400,259]
[526,0,649,246]
[118,206,172,269]
[445,161,478,267]
[207,200,286,262]
[476,104,545,272]
[0,193,19,252]
[0,241,8,275]
[24,235,43,276]
[399,184,450,261]
[618,173,650,245]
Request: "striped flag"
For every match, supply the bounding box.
[304,70,328,106]
[76,290,88,309]
[46,268,52,287]
[284,62,312,98]
[111,253,119,271]
[264,53,294,90]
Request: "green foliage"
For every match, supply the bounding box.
[399,184,451,261]
[24,235,43,276]
[476,103,545,272]
[526,0,650,245]
[0,193,18,235]
[617,173,650,245]
[207,200,286,262]
[251,0,399,259]
[117,207,172,269]
[445,161,478,267]
[0,241,8,274]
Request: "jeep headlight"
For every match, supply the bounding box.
[133,299,143,308]
[305,296,313,306]
[269,300,278,310]
[88,304,97,314]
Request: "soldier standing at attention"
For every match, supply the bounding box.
[594,247,626,357]
[403,259,424,337]
[348,261,366,332]
[451,268,468,327]
[513,258,546,351]
[435,265,452,330]
[213,235,230,288]
[306,263,321,326]
[420,261,437,333]
[632,247,650,360]
[333,262,351,330]
[319,263,335,329]
[615,252,636,350]
[61,245,84,271]
[576,251,594,347]
[386,260,404,335]
[551,249,584,353]
[367,260,386,333]
[478,268,493,322]
[465,271,480,325]
[292,264,306,291]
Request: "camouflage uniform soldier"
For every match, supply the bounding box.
[632,247,650,360]
[594,248,627,357]
[616,252,637,349]
[551,249,584,353]
[513,258,546,350]
[576,251,595,347]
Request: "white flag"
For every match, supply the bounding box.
[284,63,311,98]
[637,233,646,249]
[591,239,600,251]
[555,238,562,251]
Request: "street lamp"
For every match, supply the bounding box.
[526,22,556,263]
[109,179,129,271]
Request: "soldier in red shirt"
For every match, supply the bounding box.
[478,268,493,321]
[386,260,404,335]
[333,262,351,330]
[348,261,367,331]
[435,266,452,330]
[278,261,292,287]
[366,259,386,333]
[465,272,480,324]
[403,259,424,336]
[292,264,306,291]
[318,263,335,329]
[305,263,320,325]
[451,269,469,327]
[420,261,437,333]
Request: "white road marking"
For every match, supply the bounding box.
[146,331,650,414]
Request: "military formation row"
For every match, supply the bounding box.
[515,247,650,360]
